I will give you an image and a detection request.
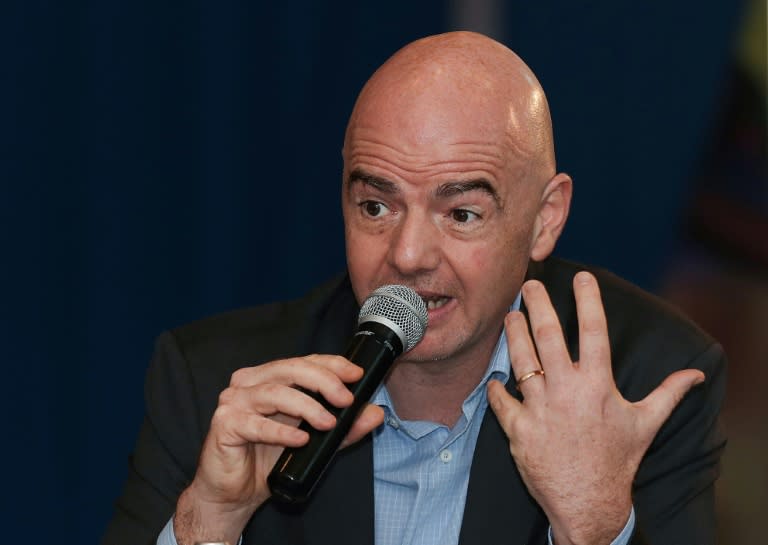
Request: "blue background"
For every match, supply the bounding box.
[0,1,746,542]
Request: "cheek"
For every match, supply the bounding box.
[461,231,530,295]
[465,230,527,270]
[467,245,490,272]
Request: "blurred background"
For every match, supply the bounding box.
[1,0,764,542]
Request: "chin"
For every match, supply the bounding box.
[400,335,465,363]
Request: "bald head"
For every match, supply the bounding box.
[342,33,572,363]
[344,31,556,184]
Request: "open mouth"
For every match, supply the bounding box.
[420,295,451,311]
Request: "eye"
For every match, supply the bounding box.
[360,200,391,218]
[450,209,480,223]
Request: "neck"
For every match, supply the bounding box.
[384,339,498,427]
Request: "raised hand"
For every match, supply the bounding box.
[174,355,385,545]
[487,271,704,545]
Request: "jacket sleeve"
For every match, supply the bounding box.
[101,331,207,545]
[631,343,727,544]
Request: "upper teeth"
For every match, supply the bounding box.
[425,297,448,310]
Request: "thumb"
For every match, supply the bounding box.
[636,369,705,436]
[340,404,385,449]
[487,379,524,437]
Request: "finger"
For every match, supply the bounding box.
[232,355,364,387]
[231,356,362,407]
[340,404,385,448]
[522,280,572,383]
[220,384,338,432]
[303,354,367,383]
[505,311,546,398]
[487,379,524,440]
[211,405,309,448]
[635,369,705,440]
[573,271,611,380]
[250,384,342,428]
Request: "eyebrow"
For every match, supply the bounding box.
[347,168,502,209]
[347,169,399,194]
[436,179,502,209]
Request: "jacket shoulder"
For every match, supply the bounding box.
[159,274,358,394]
[529,257,721,397]
[532,256,715,344]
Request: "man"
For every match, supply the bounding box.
[103,32,725,545]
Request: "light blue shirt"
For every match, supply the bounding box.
[158,295,635,545]
[370,293,633,545]
[370,318,511,545]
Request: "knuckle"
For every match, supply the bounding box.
[581,321,604,336]
[218,387,237,407]
[230,366,256,386]
[315,354,348,372]
[283,358,303,373]
[230,368,244,385]
[533,322,561,342]
[327,354,349,367]
[258,382,283,399]
[211,404,235,427]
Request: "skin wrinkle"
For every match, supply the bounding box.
[349,154,507,180]
[348,169,503,210]
[349,134,509,172]
[340,31,565,427]
[347,157,510,195]
[348,138,510,178]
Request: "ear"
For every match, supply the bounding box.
[529,172,573,262]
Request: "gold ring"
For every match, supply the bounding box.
[516,369,545,391]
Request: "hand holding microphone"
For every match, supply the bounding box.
[268,284,428,503]
[173,285,427,544]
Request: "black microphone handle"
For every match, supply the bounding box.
[267,322,402,503]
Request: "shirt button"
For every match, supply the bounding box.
[387,416,400,429]
[439,449,453,463]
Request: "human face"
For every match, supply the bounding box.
[342,118,542,366]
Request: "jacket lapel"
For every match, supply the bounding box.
[458,386,547,545]
[300,277,376,545]
[291,265,581,545]
[302,435,375,545]
[458,259,579,544]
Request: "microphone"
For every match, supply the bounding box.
[267,284,428,504]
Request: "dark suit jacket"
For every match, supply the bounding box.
[102,257,726,545]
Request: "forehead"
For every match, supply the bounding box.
[344,118,528,196]
[351,69,509,146]
[343,63,534,191]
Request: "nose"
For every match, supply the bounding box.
[386,210,441,276]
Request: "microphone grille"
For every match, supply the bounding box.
[358,285,428,352]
